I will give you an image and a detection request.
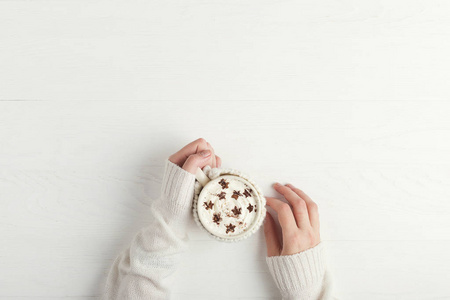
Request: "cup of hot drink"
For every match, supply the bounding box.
[193,166,266,242]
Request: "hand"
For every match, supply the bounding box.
[264,183,320,256]
[168,138,222,174]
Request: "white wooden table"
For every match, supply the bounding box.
[1,1,450,299]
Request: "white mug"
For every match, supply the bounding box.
[193,166,266,242]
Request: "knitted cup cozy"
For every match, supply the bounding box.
[192,165,266,242]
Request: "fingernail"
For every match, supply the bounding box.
[200,150,211,157]
[273,182,280,187]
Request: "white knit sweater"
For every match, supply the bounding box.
[103,159,334,299]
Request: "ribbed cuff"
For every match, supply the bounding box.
[160,159,196,219]
[266,243,326,299]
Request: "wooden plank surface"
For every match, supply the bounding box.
[1,0,450,101]
[1,1,450,299]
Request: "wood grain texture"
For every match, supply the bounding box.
[1,0,450,299]
[1,0,450,101]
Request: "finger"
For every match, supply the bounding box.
[169,138,208,166]
[215,155,222,168]
[264,212,281,257]
[286,184,319,229]
[265,197,298,236]
[273,183,310,228]
[182,150,212,174]
[206,142,217,168]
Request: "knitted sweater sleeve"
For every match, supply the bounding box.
[266,243,335,300]
[103,159,195,300]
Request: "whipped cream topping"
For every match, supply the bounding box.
[197,175,261,238]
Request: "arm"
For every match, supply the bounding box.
[264,183,335,299]
[103,138,221,300]
[103,159,194,299]
[266,243,333,299]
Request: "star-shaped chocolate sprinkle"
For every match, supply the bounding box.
[231,206,242,217]
[219,178,229,189]
[247,204,254,212]
[231,190,242,200]
[212,213,222,225]
[217,191,226,200]
[243,189,252,198]
[203,201,214,210]
[225,223,236,234]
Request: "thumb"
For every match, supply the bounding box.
[182,150,212,174]
[264,212,282,257]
